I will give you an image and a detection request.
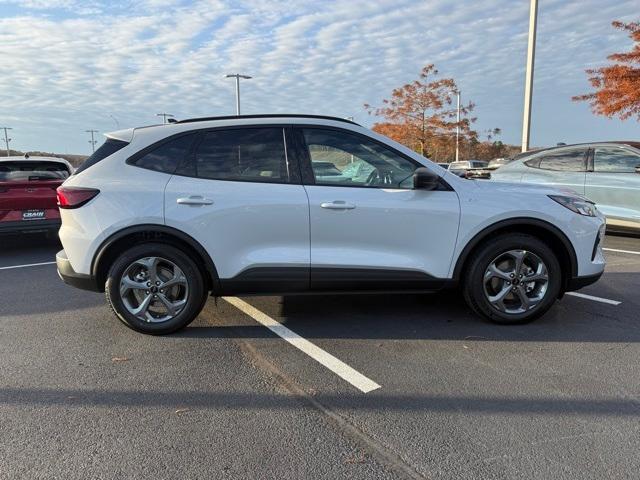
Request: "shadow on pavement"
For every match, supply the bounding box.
[180,274,640,343]
[1,386,639,416]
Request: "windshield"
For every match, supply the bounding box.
[0,161,71,182]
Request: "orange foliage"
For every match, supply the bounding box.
[573,21,640,120]
[365,64,477,157]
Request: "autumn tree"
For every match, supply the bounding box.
[573,20,640,120]
[364,64,476,158]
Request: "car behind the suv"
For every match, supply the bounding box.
[491,142,640,232]
[1,155,73,236]
[56,115,606,334]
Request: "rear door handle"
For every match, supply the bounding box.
[177,195,213,206]
[320,201,356,210]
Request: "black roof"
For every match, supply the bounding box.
[175,114,360,126]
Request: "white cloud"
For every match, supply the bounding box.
[0,0,638,153]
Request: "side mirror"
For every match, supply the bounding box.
[413,167,440,190]
[635,165,640,174]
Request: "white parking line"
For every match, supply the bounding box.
[566,292,621,306]
[0,261,56,271]
[223,296,381,393]
[603,247,640,256]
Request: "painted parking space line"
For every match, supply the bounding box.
[603,247,640,256]
[566,292,621,306]
[223,296,381,393]
[0,261,56,271]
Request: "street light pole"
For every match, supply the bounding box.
[1,127,12,156]
[156,113,174,124]
[454,91,461,162]
[85,129,99,153]
[522,0,538,152]
[225,74,252,115]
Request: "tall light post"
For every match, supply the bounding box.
[1,127,12,156]
[156,113,174,124]
[449,90,461,162]
[522,0,538,152]
[85,129,99,153]
[225,74,252,115]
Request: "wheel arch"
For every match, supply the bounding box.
[92,224,220,293]
[453,218,578,291]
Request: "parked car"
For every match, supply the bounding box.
[448,160,489,178]
[491,142,640,232]
[56,114,605,334]
[0,155,73,235]
[436,163,450,169]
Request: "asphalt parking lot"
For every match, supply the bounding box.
[1,234,639,480]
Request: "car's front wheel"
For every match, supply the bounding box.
[463,233,562,324]
[105,243,207,335]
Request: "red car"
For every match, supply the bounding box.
[0,155,73,236]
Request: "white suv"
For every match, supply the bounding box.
[55,115,606,334]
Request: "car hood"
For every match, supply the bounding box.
[472,179,582,198]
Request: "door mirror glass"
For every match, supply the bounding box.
[413,168,439,190]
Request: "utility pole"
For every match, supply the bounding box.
[156,113,174,124]
[522,0,538,152]
[1,127,12,156]
[225,74,252,115]
[85,129,99,153]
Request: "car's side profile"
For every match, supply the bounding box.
[491,142,640,232]
[56,115,606,335]
[0,155,73,236]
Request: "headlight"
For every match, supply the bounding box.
[548,195,597,217]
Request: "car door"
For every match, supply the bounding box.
[585,145,640,229]
[520,147,588,194]
[293,126,460,290]
[164,126,310,293]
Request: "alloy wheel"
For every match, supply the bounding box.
[119,256,189,323]
[483,249,549,315]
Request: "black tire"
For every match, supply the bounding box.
[105,243,207,335]
[462,233,561,325]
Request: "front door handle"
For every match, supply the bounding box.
[177,195,213,206]
[320,201,356,210]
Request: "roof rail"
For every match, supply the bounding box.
[175,114,360,125]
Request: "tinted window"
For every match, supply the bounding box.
[593,147,640,173]
[132,134,196,174]
[303,129,417,188]
[0,161,70,181]
[195,128,288,183]
[75,138,128,174]
[537,149,586,172]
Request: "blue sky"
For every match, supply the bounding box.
[0,0,638,155]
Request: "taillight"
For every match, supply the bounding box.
[56,186,100,209]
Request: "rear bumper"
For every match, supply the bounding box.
[0,219,60,234]
[56,250,100,292]
[566,271,603,292]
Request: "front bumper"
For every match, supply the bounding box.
[56,250,100,292]
[566,271,603,292]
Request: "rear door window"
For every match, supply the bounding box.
[194,128,290,183]
[0,161,71,181]
[593,147,640,173]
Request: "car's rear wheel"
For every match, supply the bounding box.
[105,243,207,335]
[462,234,561,324]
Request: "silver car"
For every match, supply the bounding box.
[491,142,640,232]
